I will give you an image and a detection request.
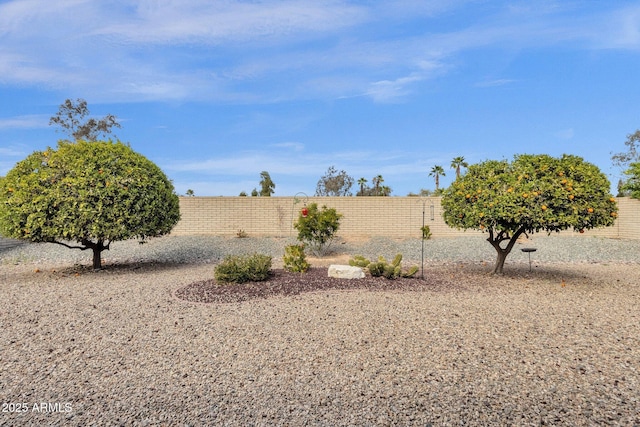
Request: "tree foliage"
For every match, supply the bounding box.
[315,166,354,196]
[372,174,384,196]
[356,175,392,196]
[612,129,640,196]
[442,154,617,273]
[293,202,342,256]
[0,140,180,269]
[259,171,275,196]
[622,162,640,199]
[611,130,640,169]
[49,98,121,141]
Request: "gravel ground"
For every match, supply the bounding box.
[2,233,640,267]
[1,235,639,426]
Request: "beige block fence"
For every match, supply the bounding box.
[171,196,640,240]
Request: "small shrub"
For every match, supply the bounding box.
[294,203,343,256]
[214,253,272,283]
[421,225,432,240]
[283,244,310,273]
[236,229,248,238]
[349,253,418,279]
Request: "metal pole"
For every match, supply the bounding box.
[421,200,425,279]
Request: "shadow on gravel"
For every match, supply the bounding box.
[450,261,603,281]
[54,261,197,276]
[0,238,25,252]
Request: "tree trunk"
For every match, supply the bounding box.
[51,238,107,269]
[92,246,103,270]
[87,239,106,270]
[493,250,508,274]
[488,227,526,274]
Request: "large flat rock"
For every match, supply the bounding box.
[328,264,365,279]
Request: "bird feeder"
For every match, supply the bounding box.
[521,247,537,271]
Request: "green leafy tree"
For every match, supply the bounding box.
[49,98,121,141]
[259,171,275,196]
[251,188,258,197]
[616,179,630,197]
[315,166,354,196]
[379,185,392,196]
[0,140,181,269]
[450,156,468,179]
[293,202,343,256]
[442,154,617,274]
[429,165,446,191]
[612,130,640,194]
[622,162,640,198]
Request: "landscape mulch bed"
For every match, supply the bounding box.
[175,267,461,304]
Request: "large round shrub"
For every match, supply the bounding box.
[0,140,180,268]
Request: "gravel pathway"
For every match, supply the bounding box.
[1,235,639,426]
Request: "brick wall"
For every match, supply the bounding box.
[171,197,640,240]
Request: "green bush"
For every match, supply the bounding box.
[214,253,272,283]
[283,244,310,273]
[294,203,343,256]
[0,140,180,269]
[349,253,418,279]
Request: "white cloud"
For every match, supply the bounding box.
[0,147,27,157]
[366,73,425,103]
[271,141,305,151]
[1,1,639,103]
[554,128,575,140]
[165,146,442,179]
[475,79,516,87]
[92,0,369,45]
[0,145,29,175]
[592,6,640,49]
[173,179,258,197]
[164,152,318,176]
[0,115,49,129]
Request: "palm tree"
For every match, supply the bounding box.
[450,156,468,179]
[357,177,368,196]
[373,175,384,196]
[429,165,446,191]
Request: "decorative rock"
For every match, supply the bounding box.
[328,264,365,279]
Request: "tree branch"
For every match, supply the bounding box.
[49,240,90,251]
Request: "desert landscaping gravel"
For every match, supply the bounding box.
[1,235,639,426]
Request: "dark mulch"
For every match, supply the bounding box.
[174,267,461,304]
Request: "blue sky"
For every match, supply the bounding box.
[1,1,639,196]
